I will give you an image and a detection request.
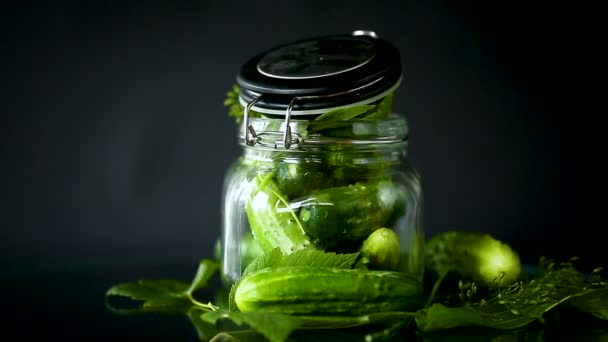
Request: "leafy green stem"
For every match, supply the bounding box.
[188,294,220,311]
[425,271,447,308]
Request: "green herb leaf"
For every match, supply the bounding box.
[228,281,241,312]
[105,258,220,314]
[314,105,373,121]
[567,287,608,319]
[105,279,192,314]
[242,248,285,276]
[203,311,298,342]
[416,267,608,332]
[360,93,394,121]
[307,105,373,132]
[415,303,535,332]
[242,248,359,277]
[592,310,608,320]
[224,84,263,123]
[280,249,359,269]
[188,259,220,294]
[187,307,220,341]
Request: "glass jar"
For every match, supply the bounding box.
[220,31,424,284]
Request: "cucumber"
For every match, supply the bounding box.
[274,162,328,200]
[359,228,401,271]
[297,180,401,247]
[234,266,424,315]
[246,174,317,254]
[425,231,522,287]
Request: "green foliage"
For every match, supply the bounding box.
[203,310,298,342]
[105,259,219,314]
[224,84,263,123]
[105,248,608,342]
[105,279,192,314]
[417,262,608,332]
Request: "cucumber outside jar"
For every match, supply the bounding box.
[220,31,424,285]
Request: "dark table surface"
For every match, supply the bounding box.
[5,259,607,342]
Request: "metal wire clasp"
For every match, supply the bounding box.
[278,98,303,149]
[241,75,400,149]
[243,96,263,146]
[242,96,303,150]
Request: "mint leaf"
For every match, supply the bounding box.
[314,105,373,121]
[361,93,394,121]
[187,259,219,294]
[228,281,240,312]
[107,279,190,298]
[105,279,191,314]
[242,248,284,276]
[244,248,359,275]
[105,258,219,314]
[280,249,359,269]
[203,311,298,342]
[308,105,373,132]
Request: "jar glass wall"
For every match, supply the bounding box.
[221,115,424,284]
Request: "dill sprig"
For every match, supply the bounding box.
[224,84,262,124]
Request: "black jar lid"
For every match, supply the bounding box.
[237,30,402,116]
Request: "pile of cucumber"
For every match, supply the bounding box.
[225,90,522,316]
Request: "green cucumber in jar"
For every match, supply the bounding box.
[297,180,404,247]
[274,162,329,200]
[234,266,424,315]
[246,173,317,254]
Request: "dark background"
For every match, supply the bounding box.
[1,0,603,339]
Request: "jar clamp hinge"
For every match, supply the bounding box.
[243,95,304,149]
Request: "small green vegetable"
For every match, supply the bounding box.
[360,228,401,271]
[274,162,329,200]
[297,180,401,248]
[234,266,424,315]
[246,174,318,254]
[425,231,522,288]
